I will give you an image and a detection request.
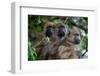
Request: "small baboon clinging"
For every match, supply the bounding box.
[40,22,68,60]
[57,26,81,59]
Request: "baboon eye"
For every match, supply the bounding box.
[58,26,66,38]
[45,26,53,37]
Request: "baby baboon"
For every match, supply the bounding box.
[57,26,81,59]
[40,22,68,60]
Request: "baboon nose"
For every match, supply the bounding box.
[74,39,80,44]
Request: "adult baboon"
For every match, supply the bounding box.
[57,26,81,59]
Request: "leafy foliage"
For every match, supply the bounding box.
[28,41,38,60]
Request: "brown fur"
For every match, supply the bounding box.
[39,22,67,60]
[57,26,80,59]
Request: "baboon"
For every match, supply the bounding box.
[39,22,68,60]
[57,26,81,59]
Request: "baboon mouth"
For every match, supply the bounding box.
[67,40,80,45]
[74,40,80,44]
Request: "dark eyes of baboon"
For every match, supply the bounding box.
[58,26,66,38]
[45,25,66,38]
[45,26,53,37]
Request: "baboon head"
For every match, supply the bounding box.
[67,26,81,44]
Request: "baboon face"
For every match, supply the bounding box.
[68,26,81,44]
[45,23,68,40]
[57,26,67,38]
